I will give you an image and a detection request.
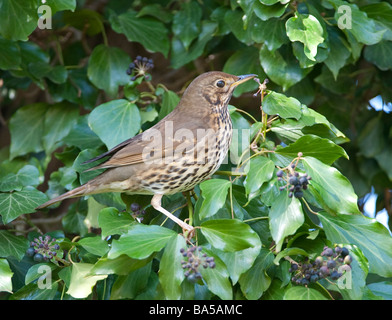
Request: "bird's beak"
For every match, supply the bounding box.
[231,74,258,88]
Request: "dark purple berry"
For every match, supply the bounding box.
[130,203,141,212]
[327,259,336,269]
[341,247,349,257]
[330,270,341,280]
[26,247,35,257]
[294,190,303,198]
[34,253,44,262]
[323,248,334,257]
[344,255,352,265]
[187,273,197,282]
[315,256,323,266]
[334,246,342,254]
[299,176,308,185]
[310,274,319,283]
[289,176,299,185]
[320,266,329,276]
[290,263,299,271]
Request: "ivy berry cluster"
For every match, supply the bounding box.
[26,235,61,263]
[126,56,154,81]
[277,152,311,199]
[180,246,215,282]
[289,245,352,286]
[130,202,146,222]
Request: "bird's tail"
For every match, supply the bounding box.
[35,184,89,210]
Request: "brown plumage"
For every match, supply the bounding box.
[36,71,257,233]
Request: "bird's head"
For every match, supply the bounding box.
[181,71,257,109]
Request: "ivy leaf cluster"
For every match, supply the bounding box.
[0,0,391,301]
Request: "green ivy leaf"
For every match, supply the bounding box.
[229,111,251,168]
[239,0,288,23]
[318,211,392,278]
[324,28,351,79]
[158,90,180,121]
[110,262,152,299]
[66,263,107,299]
[98,207,136,238]
[172,2,202,50]
[62,206,88,237]
[110,10,169,57]
[238,248,275,300]
[9,103,48,160]
[87,45,130,97]
[269,192,304,252]
[0,165,40,192]
[286,14,325,61]
[244,156,275,196]
[88,99,141,150]
[362,2,392,41]
[300,104,349,144]
[159,234,186,299]
[357,117,385,158]
[224,10,253,45]
[0,37,21,70]
[364,40,392,71]
[64,9,103,36]
[273,247,309,265]
[283,286,329,300]
[91,255,152,276]
[263,91,302,120]
[10,282,58,300]
[44,0,76,14]
[199,179,231,219]
[253,2,288,21]
[260,44,311,91]
[25,263,58,285]
[108,224,176,260]
[260,0,284,4]
[0,187,48,224]
[250,17,289,51]
[43,102,79,154]
[0,0,38,41]
[367,282,392,300]
[302,156,361,215]
[0,258,13,293]
[171,21,217,69]
[200,219,260,252]
[0,230,29,261]
[328,0,385,45]
[216,245,261,285]
[199,247,232,300]
[63,115,103,150]
[136,4,172,23]
[78,236,110,256]
[275,135,348,165]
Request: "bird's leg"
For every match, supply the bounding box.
[151,194,194,235]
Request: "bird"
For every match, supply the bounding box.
[36,71,257,234]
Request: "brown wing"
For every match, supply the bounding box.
[84,109,211,171]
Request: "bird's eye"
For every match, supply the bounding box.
[216,80,225,88]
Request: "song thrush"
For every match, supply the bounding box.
[36,71,257,233]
